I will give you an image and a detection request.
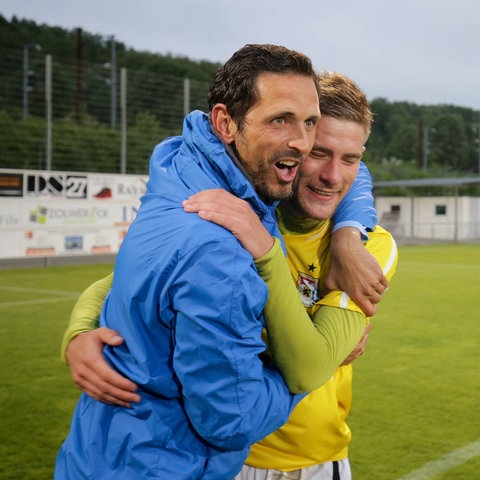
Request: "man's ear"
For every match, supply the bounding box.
[211,104,238,144]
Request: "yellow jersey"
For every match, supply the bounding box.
[246,211,398,470]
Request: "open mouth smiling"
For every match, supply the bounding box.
[274,159,300,183]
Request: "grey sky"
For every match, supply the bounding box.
[1,0,479,110]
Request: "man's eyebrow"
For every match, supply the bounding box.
[311,145,332,154]
[310,146,362,159]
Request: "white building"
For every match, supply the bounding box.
[376,195,480,242]
[374,177,480,243]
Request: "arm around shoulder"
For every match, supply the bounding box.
[254,239,368,393]
[60,273,113,362]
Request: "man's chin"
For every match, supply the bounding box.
[308,204,336,221]
[262,184,294,203]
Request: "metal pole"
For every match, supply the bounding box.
[23,45,29,119]
[111,36,117,129]
[183,78,190,116]
[45,55,52,170]
[120,67,127,174]
[411,196,415,238]
[422,126,429,172]
[76,28,83,125]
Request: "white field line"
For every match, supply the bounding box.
[396,440,480,480]
[0,285,79,308]
[0,286,79,296]
[0,296,78,308]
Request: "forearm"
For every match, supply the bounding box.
[255,240,367,394]
[61,273,113,362]
[173,240,302,449]
[332,161,376,238]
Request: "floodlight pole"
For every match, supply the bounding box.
[111,36,117,129]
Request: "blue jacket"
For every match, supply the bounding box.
[55,111,304,479]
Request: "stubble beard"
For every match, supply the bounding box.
[250,167,294,204]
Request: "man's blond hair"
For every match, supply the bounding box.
[318,71,373,137]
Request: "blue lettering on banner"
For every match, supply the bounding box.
[121,205,139,222]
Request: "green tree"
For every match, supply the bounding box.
[429,114,468,172]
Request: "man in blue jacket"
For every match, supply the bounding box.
[55,44,376,479]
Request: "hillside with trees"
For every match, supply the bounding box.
[1,15,480,194]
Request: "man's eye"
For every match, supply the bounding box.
[309,151,327,159]
[305,119,317,128]
[273,117,285,124]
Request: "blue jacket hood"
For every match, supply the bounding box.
[147,110,274,220]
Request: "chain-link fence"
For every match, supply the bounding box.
[0,46,210,174]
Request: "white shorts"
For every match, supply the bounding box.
[234,459,352,480]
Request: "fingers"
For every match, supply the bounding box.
[72,361,140,407]
[75,367,140,407]
[359,278,389,316]
[374,275,389,294]
[183,189,274,259]
[340,324,371,366]
[183,190,243,229]
[67,330,140,407]
[183,189,237,212]
[96,327,125,346]
[354,297,377,317]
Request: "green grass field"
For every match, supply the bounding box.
[0,244,479,479]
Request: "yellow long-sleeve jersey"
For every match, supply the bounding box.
[247,214,398,471]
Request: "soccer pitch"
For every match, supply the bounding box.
[0,244,479,479]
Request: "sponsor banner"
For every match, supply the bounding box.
[26,200,112,227]
[0,199,22,227]
[0,172,23,197]
[25,171,88,199]
[89,174,148,201]
[23,226,123,257]
[19,201,139,258]
[0,169,145,259]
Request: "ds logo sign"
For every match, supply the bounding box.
[27,173,88,198]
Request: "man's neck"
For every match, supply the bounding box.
[276,204,328,235]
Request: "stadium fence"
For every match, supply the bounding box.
[0,46,210,174]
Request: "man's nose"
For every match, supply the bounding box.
[319,159,341,184]
[287,124,315,157]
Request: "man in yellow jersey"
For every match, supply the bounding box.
[182,72,397,480]
[62,72,397,480]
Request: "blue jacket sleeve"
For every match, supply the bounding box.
[172,236,304,451]
[332,161,377,239]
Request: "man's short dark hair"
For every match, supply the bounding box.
[208,44,318,129]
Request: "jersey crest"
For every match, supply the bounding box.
[297,272,319,307]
